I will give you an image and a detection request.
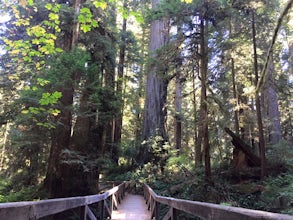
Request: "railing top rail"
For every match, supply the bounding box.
[0,181,128,219]
[144,183,293,220]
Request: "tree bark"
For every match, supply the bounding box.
[45,84,74,198]
[198,18,211,180]
[174,70,182,152]
[71,81,91,152]
[0,123,9,171]
[193,67,202,166]
[114,2,127,160]
[104,64,117,163]
[263,58,282,144]
[44,0,81,198]
[231,58,240,134]
[252,11,266,178]
[174,26,183,153]
[69,79,97,195]
[140,0,169,164]
[225,127,261,167]
[71,0,81,48]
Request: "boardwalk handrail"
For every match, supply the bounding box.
[143,183,293,220]
[0,181,130,220]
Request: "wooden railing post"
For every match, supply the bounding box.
[173,208,178,220]
[154,201,159,220]
[100,200,105,220]
[80,206,86,220]
[110,194,114,214]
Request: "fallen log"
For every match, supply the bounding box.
[224,127,261,167]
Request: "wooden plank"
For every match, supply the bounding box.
[33,197,86,218]
[0,205,32,220]
[162,207,172,220]
[150,200,156,217]
[104,200,111,218]
[100,200,105,220]
[80,206,86,220]
[86,206,97,220]
[111,194,151,220]
[113,194,118,209]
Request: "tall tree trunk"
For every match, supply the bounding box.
[140,0,169,164]
[194,67,202,166]
[69,77,97,195]
[198,18,211,180]
[231,58,247,169]
[106,6,118,164]
[174,26,183,153]
[252,11,266,179]
[174,70,182,152]
[229,17,240,135]
[44,0,81,198]
[263,58,282,144]
[71,0,81,48]
[287,37,293,139]
[104,64,117,162]
[71,79,92,152]
[0,123,9,171]
[134,26,148,141]
[114,2,127,160]
[231,58,240,134]
[45,84,74,197]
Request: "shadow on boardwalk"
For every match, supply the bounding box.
[111,194,151,220]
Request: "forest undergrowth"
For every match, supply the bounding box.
[0,143,292,216]
[110,143,293,216]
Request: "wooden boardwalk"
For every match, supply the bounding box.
[111,193,151,220]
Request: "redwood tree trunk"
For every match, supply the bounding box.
[174,72,182,152]
[104,64,117,162]
[44,0,81,198]
[45,85,74,197]
[198,18,211,180]
[114,4,127,159]
[140,0,169,164]
[194,66,202,166]
[263,58,282,144]
[231,58,240,134]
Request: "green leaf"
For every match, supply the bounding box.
[49,13,59,21]
[93,1,107,10]
[37,122,55,129]
[21,110,29,114]
[55,48,63,53]
[52,5,60,13]
[130,11,144,24]
[29,107,39,114]
[78,14,86,23]
[52,91,62,99]
[39,91,62,106]
[37,78,50,86]
[48,108,61,116]
[80,7,91,16]
[28,0,34,6]
[45,3,52,10]
[92,20,98,27]
[80,24,91,33]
